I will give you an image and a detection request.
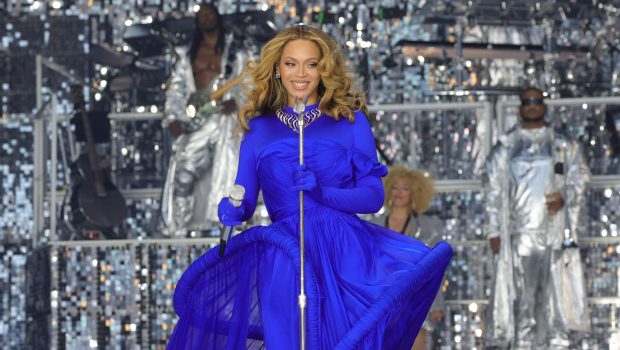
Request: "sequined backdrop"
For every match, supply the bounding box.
[47,241,215,349]
[2,0,620,349]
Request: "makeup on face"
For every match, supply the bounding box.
[278,39,321,107]
[390,179,413,208]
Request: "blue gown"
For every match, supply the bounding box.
[167,104,453,350]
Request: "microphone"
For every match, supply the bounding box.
[219,184,245,257]
[293,95,308,118]
[294,95,308,135]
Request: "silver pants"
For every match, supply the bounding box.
[511,232,551,349]
[511,232,569,349]
[161,114,240,236]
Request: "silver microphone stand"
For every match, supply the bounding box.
[294,95,308,350]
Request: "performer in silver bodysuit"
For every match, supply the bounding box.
[161,4,246,237]
[484,87,591,349]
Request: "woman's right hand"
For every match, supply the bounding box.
[218,197,245,226]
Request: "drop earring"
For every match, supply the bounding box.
[275,68,280,79]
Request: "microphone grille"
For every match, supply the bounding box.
[293,95,308,115]
[229,184,245,207]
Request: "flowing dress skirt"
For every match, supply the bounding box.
[168,205,452,350]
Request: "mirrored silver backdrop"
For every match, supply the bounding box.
[1,0,620,349]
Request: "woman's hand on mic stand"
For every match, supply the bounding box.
[291,164,316,190]
[291,165,323,200]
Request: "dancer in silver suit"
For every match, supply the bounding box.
[161,4,246,236]
[484,87,591,349]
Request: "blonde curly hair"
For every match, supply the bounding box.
[237,25,368,130]
[383,165,436,214]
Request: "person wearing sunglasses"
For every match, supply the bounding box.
[484,87,591,349]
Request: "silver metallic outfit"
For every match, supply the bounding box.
[484,124,591,349]
[161,34,247,236]
[373,211,444,246]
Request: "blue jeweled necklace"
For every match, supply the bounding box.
[275,104,322,133]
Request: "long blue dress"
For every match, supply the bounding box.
[167,104,453,350]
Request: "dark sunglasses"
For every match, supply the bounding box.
[520,98,545,106]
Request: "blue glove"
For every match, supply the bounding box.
[217,197,245,226]
[291,164,319,193]
[289,161,385,214]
